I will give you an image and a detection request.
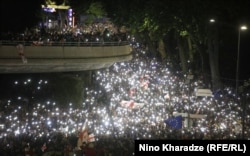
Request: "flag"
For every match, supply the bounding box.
[88,133,95,142]
[129,87,136,97]
[155,103,164,106]
[140,75,150,90]
[79,122,88,143]
[164,115,182,129]
[41,143,47,152]
[77,122,96,149]
[140,80,149,90]
[213,89,222,99]
[120,100,144,109]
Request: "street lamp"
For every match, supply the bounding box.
[236,25,247,95]
[209,19,215,23]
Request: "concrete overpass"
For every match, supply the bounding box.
[0,41,133,73]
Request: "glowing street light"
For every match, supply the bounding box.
[210,19,215,23]
[236,25,247,95]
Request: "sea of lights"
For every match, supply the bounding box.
[0,40,249,142]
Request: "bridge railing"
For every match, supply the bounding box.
[0,40,130,47]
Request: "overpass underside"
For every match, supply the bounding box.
[0,56,132,73]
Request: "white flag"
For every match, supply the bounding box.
[120,100,144,109]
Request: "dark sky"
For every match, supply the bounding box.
[1,0,43,32]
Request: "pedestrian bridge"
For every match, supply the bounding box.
[0,41,132,73]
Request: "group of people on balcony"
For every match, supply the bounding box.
[1,20,128,46]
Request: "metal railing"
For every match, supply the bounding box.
[0,40,130,47]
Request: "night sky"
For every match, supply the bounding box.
[1,0,43,32]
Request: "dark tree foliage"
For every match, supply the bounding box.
[0,72,85,109]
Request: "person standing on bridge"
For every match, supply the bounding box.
[16,44,27,64]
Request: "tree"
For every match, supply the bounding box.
[103,0,250,91]
[47,73,85,108]
[87,2,107,18]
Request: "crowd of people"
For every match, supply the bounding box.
[0,23,250,156]
[1,20,128,46]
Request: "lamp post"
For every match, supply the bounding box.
[236,25,247,95]
[235,25,247,139]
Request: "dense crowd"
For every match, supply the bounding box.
[0,28,250,156]
[0,21,128,46]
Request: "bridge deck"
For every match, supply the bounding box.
[0,41,132,73]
